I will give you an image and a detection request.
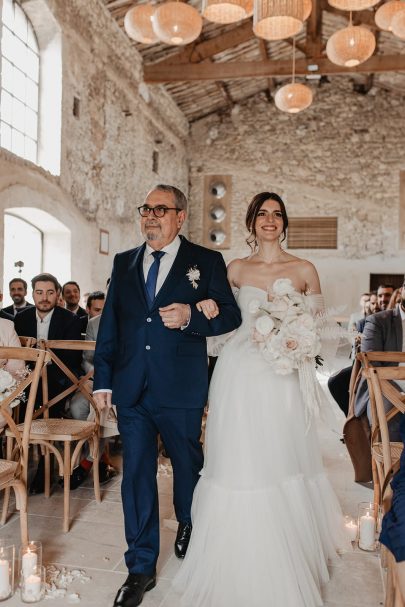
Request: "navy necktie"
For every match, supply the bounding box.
[145,250,165,304]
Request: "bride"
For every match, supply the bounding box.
[172,192,349,607]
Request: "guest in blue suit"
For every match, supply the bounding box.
[93,185,242,607]
[380,412,405,598]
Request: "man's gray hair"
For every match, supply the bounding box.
[151,184,188,211]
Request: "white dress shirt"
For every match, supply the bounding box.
[143,235,181,297]
[36,309,54,341]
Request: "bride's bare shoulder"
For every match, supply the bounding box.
[227,257,250,286]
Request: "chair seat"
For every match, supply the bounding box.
[6,419,97,441]
[372,442,403,465]
[0,459,18,485]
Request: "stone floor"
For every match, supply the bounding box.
[0,407,385,606]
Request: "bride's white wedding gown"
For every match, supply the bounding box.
[173,285,350,607]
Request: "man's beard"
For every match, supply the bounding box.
[12,295,23,305]
[145,231,160,241]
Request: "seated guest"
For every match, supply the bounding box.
[356,291,379,333]
[348,292,370,331]
[377,283,395,311]
[354,279,405,440]
[68,311,117,488]
[380,413,405,601]
[388,287,402,310]
[62,281,87,318]
[14,273,83,494]
[2,278,34,317]
[86,291,105,319]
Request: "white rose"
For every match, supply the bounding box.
[272,278,295,297]
[274,356,294,375]
[255,315,275,336]
[0,369,15,392]
[248,299,261,314]
[295,313,314,330]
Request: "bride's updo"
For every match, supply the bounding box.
[245,192,288,251]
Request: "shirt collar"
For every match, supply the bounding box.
[36,308,55,324]
[145,235,181,257]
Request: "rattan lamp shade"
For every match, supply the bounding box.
[124,5,158,44]
[392,8,405,37]
[253,0,305,40]
[274,83,313,113]
[326,25,376,66]
[328,0,379,10]
[203,0,254,23]
[303,0,312,20]
[152,2,203,45]
[375,0,405,30]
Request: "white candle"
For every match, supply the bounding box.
[22,573,41,602]
[0,559,10,599]
[345,520,358,542]
[22,549,38,578]
[359,510,375,550]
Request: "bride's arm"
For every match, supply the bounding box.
[302,261,321,296]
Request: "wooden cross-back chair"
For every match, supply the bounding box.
[7,339,101,533]
[18,336,37,348]
[358,351,405,510]
[0,346,50,543]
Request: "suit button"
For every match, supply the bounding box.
[145,345,151,350]
[146,317,152,322]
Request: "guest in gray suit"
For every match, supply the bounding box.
[355,282,405,440]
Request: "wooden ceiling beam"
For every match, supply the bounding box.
[144,54,405,82]
[152,20,255,65]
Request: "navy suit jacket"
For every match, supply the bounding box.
[2,302,34,317]
[94,237,242,409]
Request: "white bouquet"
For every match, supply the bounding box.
[0,367,29,429]
[250,279,333,428]
[251,278,323,376]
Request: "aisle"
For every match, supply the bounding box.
[0,425,384,606]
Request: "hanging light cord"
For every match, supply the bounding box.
[292,37,296,84]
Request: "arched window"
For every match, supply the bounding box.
[0,0,39,163]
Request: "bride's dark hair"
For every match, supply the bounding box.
[245,192,288,251]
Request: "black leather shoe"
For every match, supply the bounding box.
[69,466,89,490]
[99,461,118,485]
[113,573,156,607]
[175,522,192,559]
[29,458,45,495]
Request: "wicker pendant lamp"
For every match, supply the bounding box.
[203,0,253,24]
[274,39,313,112]
[124,5,158,44]
[303,0,313,20]
[328,0,379,10]
[326,14,376,67]
[253,0,305,40]
[375,0,405,30]
[152,2,203,45]
[392,7,405,36]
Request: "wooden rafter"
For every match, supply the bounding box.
[306,0,323,58]
[144,54,405,82]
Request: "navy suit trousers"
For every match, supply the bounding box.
[117,399,204,575]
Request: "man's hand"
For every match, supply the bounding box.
[93,391,112,412]
[159,303,190,329]
[196,299,219,319]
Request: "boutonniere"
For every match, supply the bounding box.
[186,265,200,289]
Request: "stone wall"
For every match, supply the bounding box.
[187,78,405,310]
[0,0,189,298]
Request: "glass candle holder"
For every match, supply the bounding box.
[19,542,42,581]
[344,515,358,543]
[358,502,377,551]
[20,565,45,603]
[0,543,15,601]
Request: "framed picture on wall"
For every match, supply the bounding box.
[99,229,109,255]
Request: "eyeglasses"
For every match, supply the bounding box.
[138,205,182,218]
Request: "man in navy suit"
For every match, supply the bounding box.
[93,185,241,607]
[2,278,34,316]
